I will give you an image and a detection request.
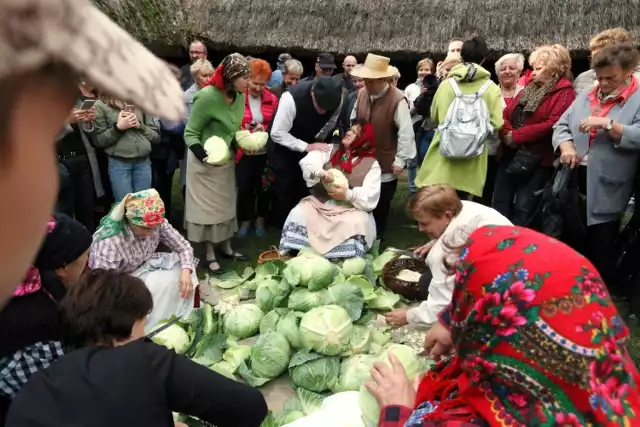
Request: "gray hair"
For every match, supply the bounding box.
[495,53,525,74]
[283,59,303,75]
[190,59,214,78]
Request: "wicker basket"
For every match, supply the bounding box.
[382,254,429,301]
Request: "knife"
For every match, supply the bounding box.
[146,316,182,339]
[388,248,423,260]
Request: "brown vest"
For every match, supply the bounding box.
[355,86,406,173]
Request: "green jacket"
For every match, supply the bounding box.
[93,100,160,159]
[416,63,504,197]
[184,86,245,148]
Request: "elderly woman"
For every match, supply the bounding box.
[184,53,251,271]
[93,96,160,202]
[279,121,380,258]
[480,53,526,206]
[385,184,510,328]
[369,225,640,426]
[236,59,279,238]
[7,270,268,427]
[553,44,640,294]
[269,59,304,99]
[496,53,525,106]
[180,59,214,193]
[405,58,436,109]
[89,189,197,329]
[492,46,575,225]
[0,214,91,423]
[416,37,503,200]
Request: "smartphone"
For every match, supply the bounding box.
[124,104,135,113]
[248,121,257,130]
[78,99,96,110]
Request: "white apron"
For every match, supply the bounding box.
[132,252,198,331]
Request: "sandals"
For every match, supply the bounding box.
[219,251,249,262]
[206,259,225,275]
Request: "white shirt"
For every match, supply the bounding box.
[406,201,513,327]
[270,91,341,153]
[404,81,424,124]
[299,149,381,212]
[248,95,264,124]
[350,86,416,182]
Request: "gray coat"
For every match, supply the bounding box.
[552,88,640,226]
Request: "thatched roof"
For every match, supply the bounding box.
[95,0,640,55]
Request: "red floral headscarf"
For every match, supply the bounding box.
[416,226,640,427]
[330,122,376,173]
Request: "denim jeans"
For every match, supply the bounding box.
[408,129,436,194]
[492,164,551,226]
[108,156,152,201]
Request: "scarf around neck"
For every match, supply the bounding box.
[415,225,640,426]
[330,123,376,173]
[518,76,560,113]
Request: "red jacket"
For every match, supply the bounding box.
[500,77,575,167]
[242,88,278,129]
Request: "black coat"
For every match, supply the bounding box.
[7,339,268,427]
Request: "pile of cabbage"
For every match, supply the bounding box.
[154,248,433,427]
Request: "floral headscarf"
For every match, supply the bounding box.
[415,226,640,427]
[94,189,165,240]
[203,53,250,91]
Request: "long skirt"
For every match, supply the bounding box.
[132,252,197,331]
[279,200,376,259]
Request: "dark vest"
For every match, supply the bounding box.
[267,81,334,171]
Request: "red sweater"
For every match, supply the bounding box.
[500,77,575,167]
[242,88,278,129]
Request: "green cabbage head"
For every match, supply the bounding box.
[223,304,264,340]
[359,344,425,426]
[299,305,353,356]
[250,331,292,378]
[288,350,340,392]
[151,323,190,354]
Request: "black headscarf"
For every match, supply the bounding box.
[34,213,92,271]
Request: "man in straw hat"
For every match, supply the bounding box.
[0,0,185,307]
[350,53,416,239]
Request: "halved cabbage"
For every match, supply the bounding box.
[322,168,349,190]
[237,131,269,150]
[203,135,230,165]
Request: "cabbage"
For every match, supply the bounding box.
[366,288,401,311]
[260,308,303,349]
[210,360,236,379]
[283,252,334,291]
[222,344,252,373]
[300,305,354,356]
[287,288,325,312]
[203,135,230,165]
[257,278,291,312]
[235,130,251,142]
[359,344,425,426]
[346,275,376,301]
[342,257,366,277]
[191,332,225,366]
[332,354,377,392]
[322,168,349,190]
[238,331,291,386]
[237,131,269,150]
[396,269,422,282]
[343,324,371,356]
[323,283,364,321]
[151,323,190,354]
[288,350,340,392]
[372,250,397,276]
[223,303,264,339]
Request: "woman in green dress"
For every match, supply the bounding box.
[184,53,251,272]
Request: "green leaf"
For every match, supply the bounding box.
[237,361,271,387]
[209,269,253,289]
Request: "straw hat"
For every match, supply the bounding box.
[350,53,398,79]
[0,0,185,121]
